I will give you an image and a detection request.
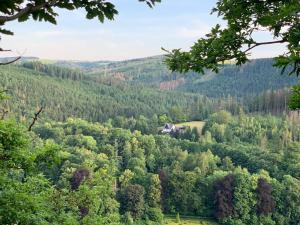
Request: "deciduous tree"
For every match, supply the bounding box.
[165,0,300,75]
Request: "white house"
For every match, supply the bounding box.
[162,123,176,133]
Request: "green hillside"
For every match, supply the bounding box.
[0,65,240,123]
[57,56,299,98]
[5,57,297,124]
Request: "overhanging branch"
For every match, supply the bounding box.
[0,0,58,23]
[244,39,287,53]
[0,56,21,65]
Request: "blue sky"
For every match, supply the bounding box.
[1,0,286,61]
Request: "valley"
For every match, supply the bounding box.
[1,1,299,225]
[0,56,300,225]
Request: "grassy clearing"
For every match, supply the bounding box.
[175,121,206,132]
[164,216,218,225]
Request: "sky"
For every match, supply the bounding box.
[1,0,287,61]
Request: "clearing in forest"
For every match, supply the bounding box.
[164,216,218,225]
[175,121,206,133]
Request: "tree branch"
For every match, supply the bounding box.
[0,108,8,120]
[0,56,21,65]
[0,0,58,23]
[0,48,11,52]
[28,107,43,131]
[244,39,287,53]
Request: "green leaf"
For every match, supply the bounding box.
[0,28,13,35]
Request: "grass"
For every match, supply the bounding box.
[175,121,206,133]
[164,216,218,225]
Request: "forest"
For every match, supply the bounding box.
[0,0,300,224]
[0,57,300,225]
[1,108,300,225]
[0,58,296,124]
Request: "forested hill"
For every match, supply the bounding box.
[53,56,299,98]
[1,56,297,122]
[0,65,241,123]
[178,59,300,98]
[18,56,300,99]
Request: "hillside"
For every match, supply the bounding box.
[59,56,300,98]
[178,58,300,98]
[4,56,297,123]
[0,65,240,123]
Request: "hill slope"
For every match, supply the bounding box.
[63,56,300,98]
[0,65,236,123]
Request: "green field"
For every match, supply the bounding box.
[175,121,206,133]
[164,216,218,225]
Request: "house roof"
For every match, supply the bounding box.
[164,123,175,129]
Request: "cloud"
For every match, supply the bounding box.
[33,30,65,38]
[177,22,211,39]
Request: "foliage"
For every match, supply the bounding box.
[164,0,300,75]
[146,207,164,223]
[119,184,145,220]
[213,174,235,220]
[256,178,276,216]
[79,57,300,100]
[0,108,300,224]
[70,168,90,191]
[288,85,300,110]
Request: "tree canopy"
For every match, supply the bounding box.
[164,0,300,75]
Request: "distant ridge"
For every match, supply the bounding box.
[6,55,300,98]
[0,56,39,63]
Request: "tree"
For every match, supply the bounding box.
[165,0,300,75]
[289,85,300,110]
[0,1,160,32]
[70,168,90,191]
[119,184,145,220]
[146,207,164,223]
[256,178,275,216]
[221,156,235,171]
[176,212,181,223]
[146,174,161,208]
[281,175,300,224]
[119,169,135,188]
[213,174,235,220]
[232,170,258,224]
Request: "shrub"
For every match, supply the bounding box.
[146,207,164,223]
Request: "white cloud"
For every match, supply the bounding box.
[177,22,211,39]
[33,30,65,38]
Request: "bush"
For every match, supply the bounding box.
[123,212,134,225]
[146,208,164,223]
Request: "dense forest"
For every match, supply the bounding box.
[0,63,243,124]
[0,57,299,225]
[0,58,297,126]
[53,57,300,98]
[19,57,300,98]
[0,58,300,225]
[1,0,299,224]
[1,109,300,224]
